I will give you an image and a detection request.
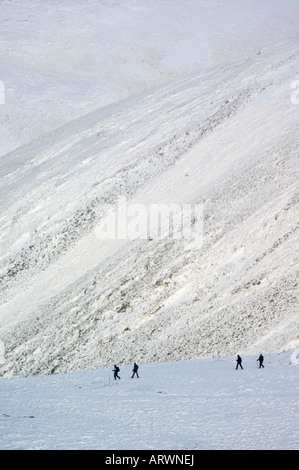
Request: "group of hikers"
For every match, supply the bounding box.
[113,362,139,380]
[112,355,265,379]
[236,354,265,369]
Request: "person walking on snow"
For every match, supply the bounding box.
[113,365,120,380]
[257,354,264,368]
[131,362,139,378]
[236,355,243,370]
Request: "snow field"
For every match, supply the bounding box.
[1,0,299,156]
[0,0,298,451]
[0,353,298,450]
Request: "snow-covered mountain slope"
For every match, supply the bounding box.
[0,353,298,450]
[0,33,298,376]
[1,0,299,156]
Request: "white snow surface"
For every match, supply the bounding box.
[0,1,298,379]
[0,353,298,450]
[1,0,299,155]
[0,0,298,452]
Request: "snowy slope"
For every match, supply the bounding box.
[0,353,298,450]
[0,33,298,377]
[1,0,298,453]
[1,0,299,156]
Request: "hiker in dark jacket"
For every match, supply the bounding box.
[131,362,139,378]
[236,355,243,370]
[113,365,120,380]
[257,354,264,368]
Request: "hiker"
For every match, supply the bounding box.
[131,362,139,378]
[236,355,243,370]
[113,364,120,380]
[257,354,264,368]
